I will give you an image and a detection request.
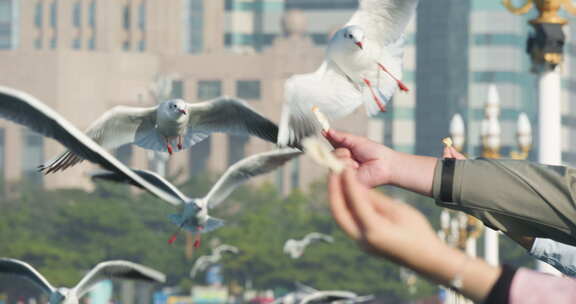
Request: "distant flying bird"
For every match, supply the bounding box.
[278,0,419,147]
[190,244,239,279]
[40,97,278,173]
[283,232,334,259]
[273,283,373,304]
[0,86,182,206]
[91,148,302,246]
[0,258,165,304]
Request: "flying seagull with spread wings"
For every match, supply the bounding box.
[278,0,419,147]
[40,96,278,173]
[0,258,165,304]
[190,244,239,279]
[91,148,302,246]
[283,232,334,259]
[0,86,183,206]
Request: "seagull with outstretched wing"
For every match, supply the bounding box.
[190,244,239,279]
[283,232,334,259]
[0,86,185,206]
[91,148,302,246]
[40,96,278,173]
[0,258,165,304]
[278,0,419,147]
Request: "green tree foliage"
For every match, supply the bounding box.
[0,172,534,301]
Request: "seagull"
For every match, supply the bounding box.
[91,148,302,246]
[0,258,165,304]
[190,244,239,279]
[273,284,373,304]
[40,96,278,173]
[0,86,183,206]
[278,0,419,147]
[283,232,334,259]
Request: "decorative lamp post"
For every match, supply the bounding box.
[503,0,573,181]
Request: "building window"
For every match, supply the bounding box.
[34,2,43,28]
[50,0,58,49]
[227,134,249,166]
[172,80,184,99]
[115,144,133,165]
[236,80,261,100]
[0,0,14,49]
[88,0,96,50]
[122,4,130,30]
[197,80,222,100]
[88,36,95,50]
[138,0,146,30]
[72,1,81,27]
[122,40,130,51]
[50,0,58,28]
[88,0,96,27]
[186,0,203,53]
[189,137,211,177]
[138,39,145,52]
[22,131,44,186]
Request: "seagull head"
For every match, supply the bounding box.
[164,99,188,117]
[342,25,365,50]
[49,289,68,304]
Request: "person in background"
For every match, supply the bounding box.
[442,144,576,277]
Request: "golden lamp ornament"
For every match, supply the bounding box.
[503,0,576,70]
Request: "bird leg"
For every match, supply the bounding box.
[178,136,183,151]
[164,137,174,155]
[377,63,409,92]
[168,224,184,244]
[363,78,387,112]
[193,226,204,248]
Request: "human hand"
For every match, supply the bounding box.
[325,129,393,187]
[328,168,442,266]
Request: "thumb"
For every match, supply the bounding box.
[325,129,366,150]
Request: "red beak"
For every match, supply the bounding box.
[179,109,187,115]
[355,42,363,50]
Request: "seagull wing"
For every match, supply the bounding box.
[304,232,333,244]
[278,62,362,147]
[72,260,166,298]
[90,169,190,203]
[346,0,419,47]
[41,105,158,173]
[215,244,239,255]
[204,148,302,209]
[0,258,55,294]
[0,86,182,206]
[187,97,278,148]
[190,256,212,278]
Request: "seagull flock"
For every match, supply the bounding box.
[0,0,418,302]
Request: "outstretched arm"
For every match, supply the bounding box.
[325,129,437,196]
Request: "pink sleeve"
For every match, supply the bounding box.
[509,268,576,304]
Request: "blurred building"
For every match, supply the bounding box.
[0,0,379,193]
[417,0,576,163]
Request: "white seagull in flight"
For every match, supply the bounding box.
[278,0,419,147]
[190,244,239,279]
[0,258,165,304]
[283,232,334,259]
[0,86,183,206]
[40,97,278,173]
[91,148,302,247]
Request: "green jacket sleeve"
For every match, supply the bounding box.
[432,158,576,246]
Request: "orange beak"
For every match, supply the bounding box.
[355,42,363,50]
